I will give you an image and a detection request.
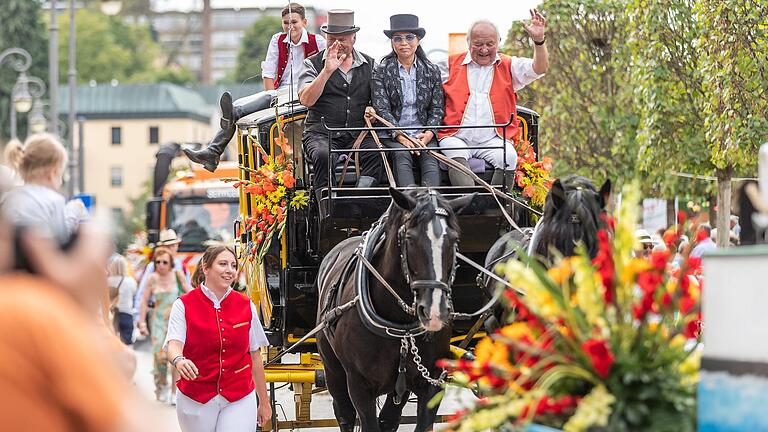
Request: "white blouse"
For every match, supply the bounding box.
[163,284,269,352]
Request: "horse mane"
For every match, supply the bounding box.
[384,189,460,235]
[534,175,605,260]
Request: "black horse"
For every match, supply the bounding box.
[483,175,611,293]
[316,188,474,432]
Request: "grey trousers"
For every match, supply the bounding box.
[382,137,440,187]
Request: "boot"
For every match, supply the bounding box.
[448,157,474,186]
[355,175,377,188]
[183,124,235,172]
[184,91,276,172]
[491,169,516,187]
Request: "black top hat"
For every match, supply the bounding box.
[321,9,360,35]
[383,14,426,39]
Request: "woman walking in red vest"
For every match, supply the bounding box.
[164,245,271,431]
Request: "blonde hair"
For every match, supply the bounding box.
[107,254,129,277]
[3,138,24,169]
[14,133,68,182]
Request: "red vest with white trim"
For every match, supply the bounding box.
[275,32,320,87]
[438,53,520,142]
[177,288,254,404]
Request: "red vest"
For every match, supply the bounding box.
[439,53,520,142]
[177,288,255,404]
[275,33,320,87]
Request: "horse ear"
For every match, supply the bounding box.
[389,187,416,211]
[598,179,612,209]
[449,192,477,214]
[550,179,566,210]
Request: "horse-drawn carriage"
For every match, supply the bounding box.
[232,90,541,430]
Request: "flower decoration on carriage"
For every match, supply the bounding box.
[225,115,308,264]
[440,184,702,432]
[513,139,553,209]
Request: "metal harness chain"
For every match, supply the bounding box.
[407,336,447,387]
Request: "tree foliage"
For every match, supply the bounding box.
[628,0,768,242]
[57,7,161,84]
[234,15,281,85]
[0,0,48,143]
[503,0,639,186]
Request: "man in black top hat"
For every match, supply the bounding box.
[298,9,382,195]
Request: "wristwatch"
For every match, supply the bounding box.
[171,355,186,367]
[533,36,546,46]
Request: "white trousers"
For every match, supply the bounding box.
[439,135,518,170]
[177,391,257,432]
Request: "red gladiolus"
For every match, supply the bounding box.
[650,250,670,271]
[633,292,654,320]
[592,230,615,303]
[683,318,701,339]
[677,210,688,224]
[637,271,663,295]
[679,296,696,315]
[581,339,614,379]
[696,228,709,242]
[662,292,672,307]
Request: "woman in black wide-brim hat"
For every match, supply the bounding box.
[371,14,444,187]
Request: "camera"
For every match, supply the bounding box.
[12,225,78,273]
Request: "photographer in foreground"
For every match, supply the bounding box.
[0,213,156,431]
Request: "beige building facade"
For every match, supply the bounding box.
[72,117,212,215]
[61,83,216,218]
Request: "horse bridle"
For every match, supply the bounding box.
[397,193,457,311]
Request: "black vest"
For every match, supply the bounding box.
[304,50,374,135]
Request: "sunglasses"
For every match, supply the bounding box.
[392,34,417,44]
[155,259,170,265]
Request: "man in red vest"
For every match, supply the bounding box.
[439,10,549,186]
[262,3,326,91]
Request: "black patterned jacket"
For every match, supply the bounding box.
[371,54,445,136]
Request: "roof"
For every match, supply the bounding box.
[188,83,264,107]
[58,83,215,123]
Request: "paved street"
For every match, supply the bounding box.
[132,338,477,431]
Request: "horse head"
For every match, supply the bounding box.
[387,188,475,332]
[533,175,611,260]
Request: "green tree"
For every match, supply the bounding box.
[503,1,639,186]
[628,0,768,245]
[0,0,48,143]
[233,15,281,84]
[57,7,160,84]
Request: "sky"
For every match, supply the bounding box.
[156,0,544,58]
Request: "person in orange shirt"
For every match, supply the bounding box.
[0,221,152,431]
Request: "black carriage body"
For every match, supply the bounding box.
[237,99,539,348]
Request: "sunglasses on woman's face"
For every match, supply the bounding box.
[155,259,170,265]
[392,34,417,44]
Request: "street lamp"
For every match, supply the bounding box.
[100,0,123,16]
[10,74,47,140]
[28,100,48,134]
[12,76,33,114]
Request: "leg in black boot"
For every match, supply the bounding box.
[184,91,276,172]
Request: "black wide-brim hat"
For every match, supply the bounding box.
[321,9,360,35]
[383,14,426,39]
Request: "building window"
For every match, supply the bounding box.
[149,126,159,144]
[111,127,121,145]
[110,166,123,187]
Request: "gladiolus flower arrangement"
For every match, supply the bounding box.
[225,116,308,263]
[440,184,701,432]
[513,140,553,209]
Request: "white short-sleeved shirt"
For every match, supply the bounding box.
[261,28,327,90]
[442,52,544,144]
[163,284,269,352]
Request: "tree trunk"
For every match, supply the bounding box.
[716,167,733,247]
